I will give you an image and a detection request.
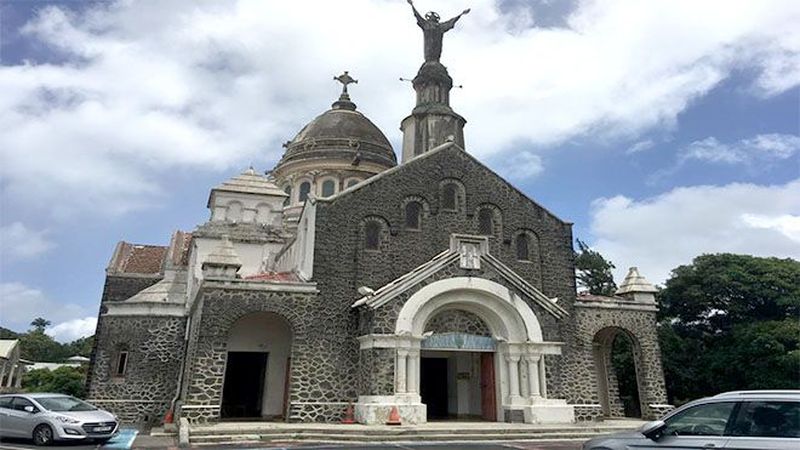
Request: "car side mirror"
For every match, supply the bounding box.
[640,420,666,440]
[23,405,36,413]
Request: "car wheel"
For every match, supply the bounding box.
[32,424,54,446]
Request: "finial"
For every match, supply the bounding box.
[332,71,358,111]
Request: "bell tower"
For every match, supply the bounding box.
[401,1,469,163]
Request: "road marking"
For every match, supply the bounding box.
[0,445,33,450]
[102,429,138,450]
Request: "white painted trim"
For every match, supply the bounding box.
[201,279,318,293]
[575,301,657,312]
[395,277,544,342]
[180,404,221,409]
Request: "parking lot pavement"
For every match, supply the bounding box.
[0,429,139,450]
[189,441,583,450]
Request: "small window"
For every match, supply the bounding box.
[346,179,360,188]
[442,184,457,210]
[11,397,36,412]
[0,396,12,409]
[405,202,422,230]
[115,351,129,377]
[299,182,311,202]
[283,186,291,207]
[365,222,380,250]
[663,402,736,436]
[730,401,800,438]
[321,179,336,197]
[516,234,530,260]
[478,209,494,235]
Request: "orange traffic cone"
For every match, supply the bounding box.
[341,402,355,424]
[163,407,174,424]
[386,406,401,425]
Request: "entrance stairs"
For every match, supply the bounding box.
[185,420,646,446]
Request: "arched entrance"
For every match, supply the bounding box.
[391,277,573,424]
[222,312,292,419]
[593,327,645,419]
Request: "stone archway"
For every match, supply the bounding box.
[222,312,293,419]
[354,277,574,424]
[593,326,646,419]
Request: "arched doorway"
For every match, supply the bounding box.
[222,312,292,419]
[593,327,644,419]
[419,309,496,421]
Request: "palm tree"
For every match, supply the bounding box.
[30,317,51,333]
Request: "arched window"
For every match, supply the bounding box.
[442,184,457,210]
[299,181,311,202]
[516,234,530,261]
[321,179,336,197]
[346,179,360,189]
[283,186,291,207]
[478,209,494,235]
[405,202,422,230]
[365,222,380,250]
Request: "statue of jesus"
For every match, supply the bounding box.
[407,0,470,63]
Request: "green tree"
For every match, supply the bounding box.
[575,239,617,296]
[658,254,800,403]
[22,366,86,398]
[30,318,51,333]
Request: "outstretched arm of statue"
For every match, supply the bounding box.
[441,8,470,30]
[408,0,425,27]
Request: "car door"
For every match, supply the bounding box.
[725,400,800,450]
[629,401,736,450]
[0,396,15,437]
[4,397,39,439]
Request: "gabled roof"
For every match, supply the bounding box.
[107,242,168,275]
[0,339,19,359]
[209,167,287,205]
[352,244,569,320]
[317,141,570,225]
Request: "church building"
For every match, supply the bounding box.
[86,4,671,426]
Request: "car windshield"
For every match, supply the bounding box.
[35,396,96,412]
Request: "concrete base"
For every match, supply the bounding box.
[355,395,427,425]
[523,398,575,424]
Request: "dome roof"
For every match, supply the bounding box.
[275,93,396,169]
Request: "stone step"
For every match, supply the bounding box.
[189,426,636,436]
[189,430,622,445]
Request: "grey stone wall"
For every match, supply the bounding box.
[358,348,395,396]
[570,303,669,420]
[425,310,490,336]
[86,315,186,425]
[180,285,358,423]
[101,275,163,303]
[314,146,577,404]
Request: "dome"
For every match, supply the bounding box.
[275,95,396,169]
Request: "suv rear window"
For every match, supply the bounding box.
[663,401,736,436]
[730,401,800,438]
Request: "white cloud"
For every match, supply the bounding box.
[0,282,89,336]
[589,179,800,285]
[681,133,800,165]
[493,150,544,180]
[1,0,799,217]
[46,317,97,343]
[0,222,55,259]
[626,139,655,155]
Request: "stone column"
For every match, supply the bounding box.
[14,366,23,388]
[396,349,408,393]
[407,350,420,394]
[538,357,548,398]
[506,354,521,401]
[6,364,16,387]
[526,355,541,398]
[0,360,7,386]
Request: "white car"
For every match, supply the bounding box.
[0,393,118,446]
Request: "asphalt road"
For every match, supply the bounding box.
[0,437,584,450]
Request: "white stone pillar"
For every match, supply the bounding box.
[526,355,541,398]
[506,354,521,401]
[538,356,548,398]
[6,364,16,387]
[407,350,420,394]
[14,366,23,388]
[396,349,408,393]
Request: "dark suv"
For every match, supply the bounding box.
[583,390,799,449]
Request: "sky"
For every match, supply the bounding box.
[0,0,798,342]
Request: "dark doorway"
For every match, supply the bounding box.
[420,357,448,419]
[221,351,268,418]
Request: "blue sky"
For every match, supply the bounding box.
[1,0,798,341]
